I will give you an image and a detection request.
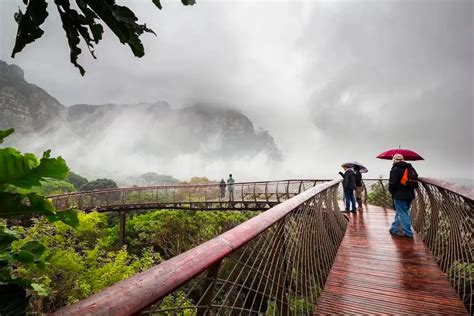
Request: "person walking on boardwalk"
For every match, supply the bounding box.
[341,164,357,213]
[219,178,226,199]
[353,165,364,211]
[388,154,418,237]
[227,174,235,202]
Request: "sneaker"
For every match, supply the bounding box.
[389,229,414,238]
[350,209,357,213]
[389,229,400,236]
[342,209,351,213]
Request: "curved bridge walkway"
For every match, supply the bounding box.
[315,204,467,314]
[52,178,472,315]
[51,180,326,212]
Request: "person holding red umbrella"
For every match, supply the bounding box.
[387,153,419,237]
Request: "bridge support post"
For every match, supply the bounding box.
[197,260,222,316]
[118,210,126,248]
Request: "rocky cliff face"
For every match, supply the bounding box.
[0,60,282,176]
[66,101,281,160]
[0,61,67,133]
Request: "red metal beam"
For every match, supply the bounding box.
[419,177,474,200]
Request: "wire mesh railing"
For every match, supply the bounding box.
[54,179,346,316]
[411,178,473,314]
[50,180,329,212]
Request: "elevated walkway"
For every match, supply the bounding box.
[315,205,467,314]
[53,178,472,315]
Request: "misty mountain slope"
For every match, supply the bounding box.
[0,61,67,133]
[179,104,281,159]
[66,101,282,160]
[0,61,282,178]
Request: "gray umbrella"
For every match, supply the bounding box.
[341,162,368,173]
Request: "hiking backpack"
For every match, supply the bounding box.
[400,166,419,188]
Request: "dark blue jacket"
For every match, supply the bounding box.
[342,169,356,191]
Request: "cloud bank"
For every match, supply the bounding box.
[0,0,472,182]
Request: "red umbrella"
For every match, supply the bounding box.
[376,148,424,161]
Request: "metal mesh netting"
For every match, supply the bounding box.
[143,186,347,315]
[141,184,346,315]
[412,182,473,314]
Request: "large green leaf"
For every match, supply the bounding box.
[0,148,69,189]
[11,0,49,58]
[152,0,163,9]
[45,208,79,228]
[0,129,14,144]
[20,241,45,258]
[12,250,35,264]
[0,225,19,254]
[0,192,78,227]
[0,192,53,218]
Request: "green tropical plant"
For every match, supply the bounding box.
[15,212,160,313]
[0,128,78,314]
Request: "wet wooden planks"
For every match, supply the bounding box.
[315,205,468,315]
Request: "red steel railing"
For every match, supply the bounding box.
[412,177,473,314]
[52,177,473,315]
[50,180,329,212]
[54,179,346,315]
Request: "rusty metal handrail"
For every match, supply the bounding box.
[49,179,328,212]
[48,179,330,197]
[412,178,473,314]
[418,177,474,200]
[54,179,344,316]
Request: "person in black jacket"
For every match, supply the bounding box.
[353,165,364,211]
[341,164,357,213]
[388,154,419,237]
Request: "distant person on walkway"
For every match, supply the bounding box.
[354,165,364,211]
[219,178,226,199]
[341,164,357,213]
[227,174,235,201]
[388,154,418,238]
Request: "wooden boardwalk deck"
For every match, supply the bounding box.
[315,204,468,315]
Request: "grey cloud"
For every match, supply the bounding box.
[0,0,472,181]
[303,0,473,179]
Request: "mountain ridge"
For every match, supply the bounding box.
[0,61,282,177]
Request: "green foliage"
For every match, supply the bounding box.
[130,172,179,185]
[31,179,75,196]
[14,212,160,312]
[79,178,117,191]
[66,171,88,190]
[448,261,473,308]
[0,128,78,314]
[0,128,15,143]
[157,291,194,315]
[0,148,69,190]
[11,0,196,75]
[189,176,211,184]
[122,210,255,258]
[366,181,392,208]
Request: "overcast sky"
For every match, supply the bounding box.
[0,0,472,181]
